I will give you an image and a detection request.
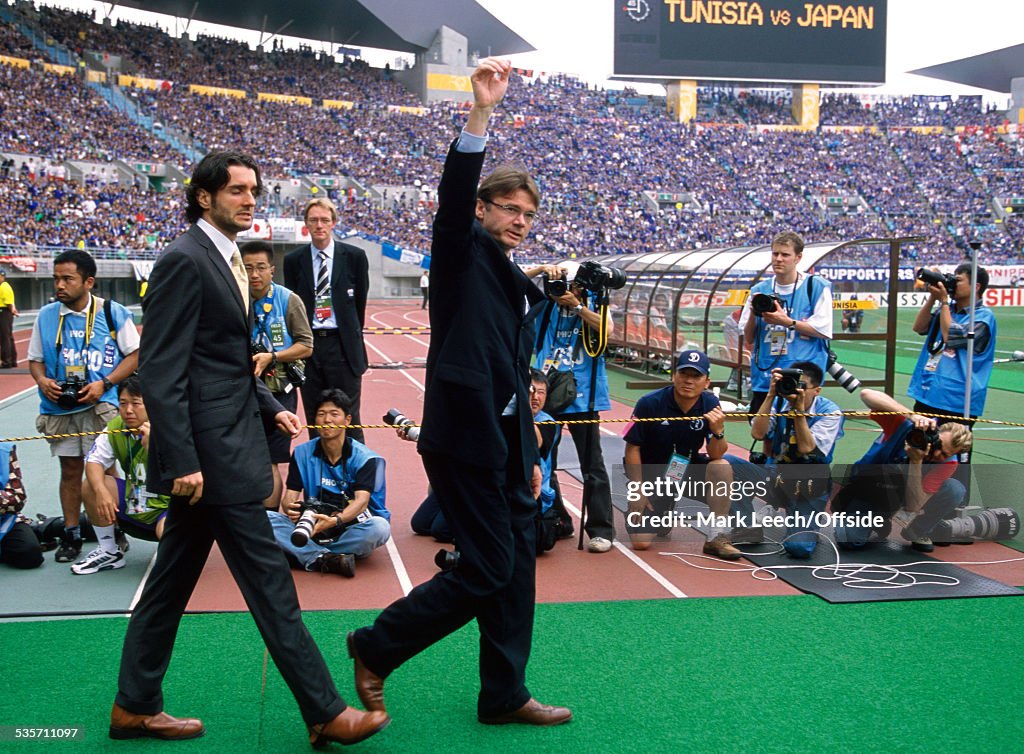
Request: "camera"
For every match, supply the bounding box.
[572,261,627,292]
[434,548,460,572]
[542,273,569,298]
[751,293,783,317]
[906,426,941,451]
[775,368,806,396]
[916,267,957,297]
[383,408,419,442]
[56,375,87,410]
[826,350,861,393]
[283,359,305,387]
[933,507,1020,542]
[749,451,769,465]
[291,489,350,547]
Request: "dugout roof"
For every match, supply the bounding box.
[114,0,533,56]
[910,43,1024,94]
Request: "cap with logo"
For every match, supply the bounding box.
[675,349,710,375]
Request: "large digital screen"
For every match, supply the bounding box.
[614,0,887,84]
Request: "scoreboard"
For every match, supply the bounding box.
[614,0,887,84]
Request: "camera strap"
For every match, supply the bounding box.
[925,308,945,355]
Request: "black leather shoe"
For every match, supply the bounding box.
[347,632,386,712]
[479,698,573,726]
[317,553,355,577]
[308,707,390,748]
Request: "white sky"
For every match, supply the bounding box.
[29,0,1024,103]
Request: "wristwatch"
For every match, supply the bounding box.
[710,431,725,440]
[572,304,583,314]
[101,376,114,392]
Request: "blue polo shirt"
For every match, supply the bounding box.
[624,386,719,466]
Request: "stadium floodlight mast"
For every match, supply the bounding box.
[964,240,981,420]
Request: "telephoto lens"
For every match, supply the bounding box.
[291,507,319,547]
[933,508,1021,542]
[826,350,861,393]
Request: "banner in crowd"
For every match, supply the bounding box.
[118,75,173,90]
[86,70,106,83]
[381,241,428,269]
[43,63,75,76]
[257,92,313,106]
[188,84,246,99]
[820,125,879,134]
[0,256,37,272]
[323,99,355,110]
[386,105,427,116]
[0,55,30,69]
[427,73,471,93]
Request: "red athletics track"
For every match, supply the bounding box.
[3,304,1023,612]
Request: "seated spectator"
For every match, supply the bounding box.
[832,388,972,552]
[623,349,749,560]
[732,362,845,558]
[73,375,166,574]
[0,441,43,570]
[267,389,390,578]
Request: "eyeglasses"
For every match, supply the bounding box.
[484,200,538,224]
[306,217,335,225]
[243,264,272,273]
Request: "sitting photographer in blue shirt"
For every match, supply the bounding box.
[268,389,390,578]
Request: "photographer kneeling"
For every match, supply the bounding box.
[832,389,972,552]
[733,362,844,558]
[267,389,390,578]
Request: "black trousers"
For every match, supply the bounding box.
[549,412,614,541]
[420,287,428,309]
[352,421,537,717]
[0,307,15,368]
[115,497,346,726]
[302,330,363,442]
[0,521,43,569]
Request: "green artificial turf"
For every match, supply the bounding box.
[3,597,1024,753]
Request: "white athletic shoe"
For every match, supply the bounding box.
[71,547,125,575]
[587,537,613,553]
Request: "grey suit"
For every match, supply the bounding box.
[115,224,347,726]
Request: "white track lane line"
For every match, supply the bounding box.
[129,551,159,612]
[368,308,687,598]
[558,496,687,599]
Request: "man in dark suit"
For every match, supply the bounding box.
[111,150,389,747]
[283,200,368,441]
[348,59,572,728]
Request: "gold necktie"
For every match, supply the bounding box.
[230,248,250,310]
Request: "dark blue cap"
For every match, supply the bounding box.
[676,349,710,375]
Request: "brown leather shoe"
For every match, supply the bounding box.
[308,707,390,748]
[347,632,386,712]
[479,698,573,726]
[109,703,205,740]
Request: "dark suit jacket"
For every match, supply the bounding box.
[417,143,545,479]
[282,239,368,376]
[140,225,283,502]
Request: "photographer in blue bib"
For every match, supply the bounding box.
[27,249,140,563]
[242,241,314,509]
[267,388,390,578]
[532,260,625,554]
[740,231,832,413]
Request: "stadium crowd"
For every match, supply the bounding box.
[0,1,1021,265]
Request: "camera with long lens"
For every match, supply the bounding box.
[542,273,569,298]
[56,375,87,410]
[906,426,941,451]
[383,408,419,442]
[572,260,627,292]
[933,507,1021,542]
[826,350,861,393]
[751,293,783,317]
[916,268,957,297]
[775,368,806,396]
[291,488,350,547]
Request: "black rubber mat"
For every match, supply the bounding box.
[555,433,631,511]
[740,539,1023,604]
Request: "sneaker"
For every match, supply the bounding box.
[316,552,356,577]
[115,528,130,555]
[55,533,83,563]
[587,537,613,553]
[703,534,742,561]
[901,523,934,553]
[71,547,125,574]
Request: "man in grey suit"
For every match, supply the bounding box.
[111,150,389,747]
[283,200,368,441]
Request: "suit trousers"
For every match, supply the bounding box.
[115,497,346,726]
[352,420,537,717]
[549,412,615,541]
[0,308,15,367]
[302,330,363,442]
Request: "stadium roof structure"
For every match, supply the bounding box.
[910,43,1024,94]
[113,0,533,56]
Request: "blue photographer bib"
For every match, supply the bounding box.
[749,275,829,393]
[292,437,389,521]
